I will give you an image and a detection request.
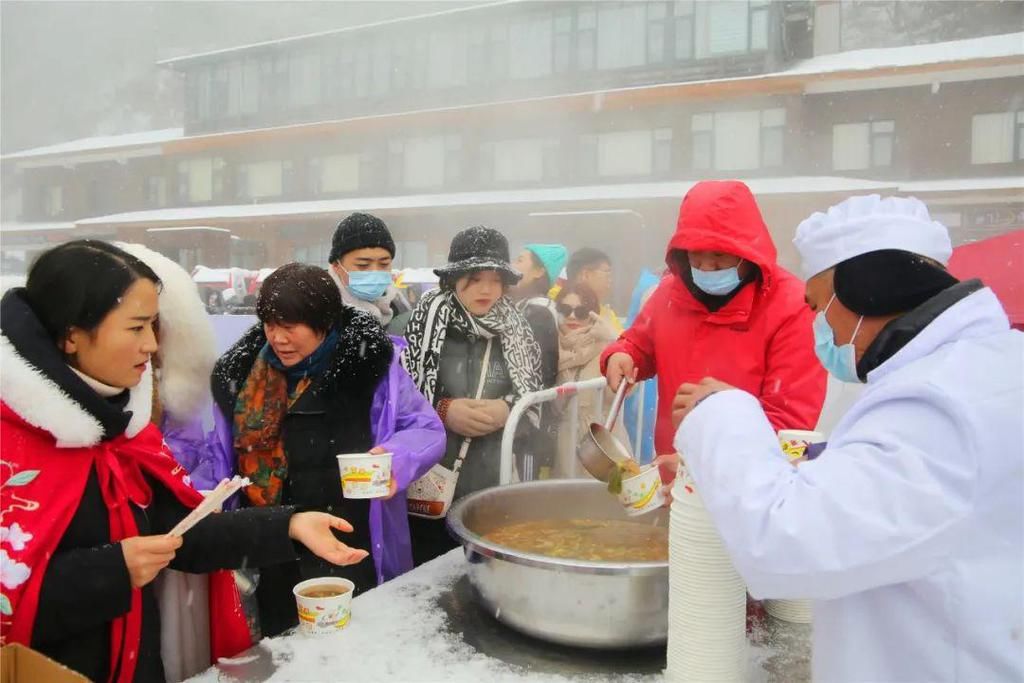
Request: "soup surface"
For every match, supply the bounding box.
[299,587,350,599]
[482,518,668,562]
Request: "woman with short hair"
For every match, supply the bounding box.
[211,262,444,638]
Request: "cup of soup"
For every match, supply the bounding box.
[293,577,355,636]
[337,452,392,499]
[618,465,664,516]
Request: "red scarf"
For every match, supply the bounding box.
[0,403,251,682]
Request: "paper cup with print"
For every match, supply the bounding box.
[337,452,392,499]
[293,577,354,636]
[619,465,665,516]
[778,430,825,464]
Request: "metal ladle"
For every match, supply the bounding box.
[577,379,637,482]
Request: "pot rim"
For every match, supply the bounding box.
[445,480,668,577]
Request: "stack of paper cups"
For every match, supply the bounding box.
[767,429,825,626]
[764,598,813,624]
[665,461,747,682]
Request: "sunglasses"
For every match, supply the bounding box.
[556,304,595,320]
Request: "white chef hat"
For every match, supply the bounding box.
[794,195,953,280]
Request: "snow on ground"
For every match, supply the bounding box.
[186,549,805,683]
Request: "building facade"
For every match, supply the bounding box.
[2,0,1021,308]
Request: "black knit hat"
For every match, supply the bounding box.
[434,226,521,285]
[329,213,396,263]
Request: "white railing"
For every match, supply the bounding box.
[499,377,608,485]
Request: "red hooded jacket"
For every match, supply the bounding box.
[601,181,826,454]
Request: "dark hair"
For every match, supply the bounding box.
[556,281,600,314]
[25,240,162,345]
[256,263,340,334]
[566,248,611,282]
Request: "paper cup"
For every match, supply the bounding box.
[293,577,354,636]
[618,465,664,516]
[778,429,825,463]
[337,452,392,499]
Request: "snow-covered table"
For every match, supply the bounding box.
[189,549,810,682]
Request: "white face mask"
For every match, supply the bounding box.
[813,294,864,383]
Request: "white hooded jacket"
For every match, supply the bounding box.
[675,286,1024,682]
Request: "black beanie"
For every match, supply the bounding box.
[834,249,960,317]
[329,213,396,263]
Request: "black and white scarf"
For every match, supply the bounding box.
[401,288,542,408]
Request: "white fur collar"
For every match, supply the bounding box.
[116,243,217,423]
[0,333,152,447]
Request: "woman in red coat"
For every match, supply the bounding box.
[602,180,826,458]
[0,240,368,683]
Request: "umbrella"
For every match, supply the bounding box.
[948,228,1024,328]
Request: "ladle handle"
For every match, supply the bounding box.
[603,379,629,430]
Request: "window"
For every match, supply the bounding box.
[259,56,288,112]
[509,14,553,79]
[372,40,390,96]
[833,120,894,171]
[237,161,286,200]
[43,185,62,218]
[599,130,652,177]
[554,8,572,73]
[177,157,225,203]
[1018,111,1024,161]
[240,60,259,115]
[647,2,671,64]
[674,1,695,59]
[195,66,212,120]
[178,158,213,202]
[399,136,447,189]
[654,127,674,173]
[211,65,229,117]
[311,154,361,194]
[971,112,1017,165]
[708,2,749,55]
[692,109,786,171]
[294,242,332,266]
[597,3,647,70]
[577,4,597,70]
[289,52,321,108]
[429,29,468,87]
[749,0,770,51]
[484,138,559,183]
[691,113,713,169]
[147,176,168,208]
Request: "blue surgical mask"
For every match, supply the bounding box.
[813,294,864,383]
[691,261,743,296]
[345,268,392,302]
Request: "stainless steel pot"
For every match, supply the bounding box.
[446,479,669,649]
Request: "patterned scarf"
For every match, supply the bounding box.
[233,352,313,506]
[401,288,542,407]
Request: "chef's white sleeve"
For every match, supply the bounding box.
[674,387,976,601]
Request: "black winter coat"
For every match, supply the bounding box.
[210,306,393,637]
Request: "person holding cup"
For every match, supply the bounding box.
[670,196,1023,682]
[211,263,444,637]
[0,241,370,683]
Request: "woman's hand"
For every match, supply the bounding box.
[369,446,399,500]
[288,512,370,566]
[121,535,183,588]
[476,399,510,432]
[444,399,496,438]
